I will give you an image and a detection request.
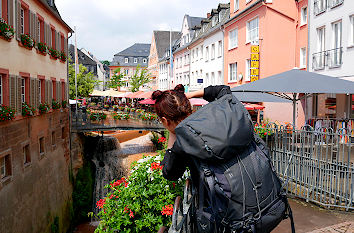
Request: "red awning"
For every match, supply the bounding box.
[138,99,156,105]
[243,103,265,110]
[189,98,209,106]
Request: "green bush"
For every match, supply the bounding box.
[95,153,186,232]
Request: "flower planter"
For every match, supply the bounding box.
[36,49,47,56]
[0,35,12,42]
[18,41,33,50]
[50,55,58,60]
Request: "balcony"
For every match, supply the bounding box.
[312,51,326,70]
[314,0,327,15]
[329,0,344,8]
[327,47,343,68]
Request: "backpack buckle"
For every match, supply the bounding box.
[203,168,213,177]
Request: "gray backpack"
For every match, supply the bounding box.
[173,94,295,233]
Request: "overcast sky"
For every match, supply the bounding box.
[56,0,229,61]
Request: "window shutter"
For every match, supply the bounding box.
[9,75,17,113]
[16,76,22,114]
[58,82,62,102]
[34,14,39,46]
[29,11,32,38]
[49,80,52,105]
[8,0,14,27]
[30,78,35,107]
[56,81,59,101]
[15,0,20,41]
[64,37,67,55]
[45,80,48,104]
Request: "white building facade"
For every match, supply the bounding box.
[308,0,354,119]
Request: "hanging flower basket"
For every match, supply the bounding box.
[37,42,48,55]
[49,48,60,59]
[22,102,36,117]
[0,18,15,41]
[0,105,15,122]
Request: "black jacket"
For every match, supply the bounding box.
[161,85,231,181]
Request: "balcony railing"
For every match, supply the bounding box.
[312,51,326,70]
[327,47,343,68]
[329,0,344,8]
[314,0,327,15]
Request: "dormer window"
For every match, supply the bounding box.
[143,58,147,63]
[212,16,218,27]
[134,58,137,63]
[125,58,129,63]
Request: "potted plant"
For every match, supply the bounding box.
[0,105,15,122]
[20,34,35,49]
[37,42,48,55]
[38,103,50,114]
[0,18,15,41]
[49,48,60,59]
[22,102,36,117]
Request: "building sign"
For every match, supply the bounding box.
[250,45,260,82]
[197,79,203,84]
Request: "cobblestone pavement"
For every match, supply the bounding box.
[308,222,354,233]
[274,198,354,233]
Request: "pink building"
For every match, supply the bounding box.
[224,0,308,127]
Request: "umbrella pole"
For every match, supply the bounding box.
[293,97,296,129]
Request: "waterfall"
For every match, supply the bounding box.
[91,135,125,217]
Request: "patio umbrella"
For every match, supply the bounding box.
[189,98,209,106]
[139,99,156,105]
[136,91,153,99]
[90,90,106,97]
[232,69,354,129]
[126,91,144,99]
[243,103,265,110]
[233,92,291,103]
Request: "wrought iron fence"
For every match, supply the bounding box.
[312,51,326,70]
[260,124,354,210]
[327,47,343,68]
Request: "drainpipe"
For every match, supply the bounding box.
[305,0,311,122]
[186,46,191,90]
[67,31,74,178]
[220,24,225,85]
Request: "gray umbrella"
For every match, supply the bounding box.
[233,92,291,103]
[231,69,354,128]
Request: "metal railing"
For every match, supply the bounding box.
[312,51,326,70]
[71,109,165,132]
[261,124,353,210]
[327,47,343,68]
[314,0,327,15]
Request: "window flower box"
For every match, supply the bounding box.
[59,51,67,62]
[0,105,15,122]
[49,48,60,60]
[38,103,50,114]
[22,102,36,117]
[0,18,15,41]
[52,100,61,110]
[37,42,48,55]
[20,34,35,50]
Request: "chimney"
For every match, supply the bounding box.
[207,13,211,18]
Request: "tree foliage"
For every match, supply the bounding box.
[108,68,126,90]
[68,60,100,99]
[129,65,152,92]
[100,60,110,66]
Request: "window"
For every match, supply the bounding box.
[247,17,259,43]
[0,155,11,179]
[211,72,215,85]
[0,74,2,105]
[218,71,222,84]
[39,137,44,156]
[211,44,215,60]
[143,58,147,63]
[21,78,25,104]
[196,48,199,60]
[38,80,41,103]
[314,0,326,15]
[329,0,344,8]
[329,21,342,67]
[200,46,203,58]
[300,47,306,68]
[301,7,307,25]
[125,58,129,63]
[229,63,237,82]
[134,58,137,63]
[317,27,326,52]
[192,50,194,62]
[205,73,209,86]
[23,144,30,165]
[51,27,55,49]
[245,59,251,81]
[205,46,209,61]
[350,15,354,46]
[229,28,238,49]
[62,127,65,139]
[313,27,326,69]
[52,131,55,146]
[218,41,222,57]
[20,8,24,34]
[234,0,239,11]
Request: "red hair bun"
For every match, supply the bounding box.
[152,90,163,100]
[174,84,185,93]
